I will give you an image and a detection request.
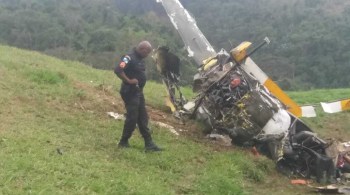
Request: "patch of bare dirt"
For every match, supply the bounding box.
[72,81,124,114]
[72,81,236,151]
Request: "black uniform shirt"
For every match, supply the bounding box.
[114,48,147,89]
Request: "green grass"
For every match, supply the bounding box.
[287,89,350,139]
[0,45,271,194]
[0,45,349,194]
[288,88,350,104]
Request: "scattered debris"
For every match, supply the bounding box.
[308,183,350,194]
[313,184,340,194]
[153,121,179,136]
[107,112,184,136]
[206,134,232,146]
[75,102,86,111]
[251,146,260,157]
[290,179,308,185]
[56,148,63,155]
[107,112,125,121]
[338,187,350,194]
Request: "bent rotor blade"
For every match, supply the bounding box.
[321,99,350,113]
[242,57,316,118]
[157,0,216,66]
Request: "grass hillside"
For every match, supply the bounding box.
[289,89,350,140]
[0,45,349,194]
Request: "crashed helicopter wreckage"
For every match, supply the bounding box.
[152,46,186,114]
[154,39,337,183]
[154,0,350,184]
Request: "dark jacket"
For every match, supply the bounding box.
[114,48,147,91]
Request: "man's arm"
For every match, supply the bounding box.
[116,71,138,85]
[114,55,138,85]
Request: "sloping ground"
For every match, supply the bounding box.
[0,45,349,194]
[288,89,350,140]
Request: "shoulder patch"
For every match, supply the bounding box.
[119,55,131,69]
[122,55,131,63]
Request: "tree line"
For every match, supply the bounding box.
[0,0,197,85]
[182,0,350,90]
[0,0,350,89]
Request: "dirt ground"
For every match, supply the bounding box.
[75,81,237,151]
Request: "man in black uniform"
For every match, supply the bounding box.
[114,41,162,152]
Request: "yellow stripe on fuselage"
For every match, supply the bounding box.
[165,96,176,113]
[264,78,302,117]
[341,99,350,111]
[243,57,303,117]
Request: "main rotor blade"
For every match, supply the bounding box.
[157,0,216,66]
[242,57,316,117]
[321,98,350,113]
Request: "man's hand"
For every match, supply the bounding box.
[116,72,138,86]
[128,78,139,85]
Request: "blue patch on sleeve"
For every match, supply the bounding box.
[122,57,129,63]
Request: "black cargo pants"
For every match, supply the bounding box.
[119,84,152,142]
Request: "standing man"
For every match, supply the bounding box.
[114,41,162,152]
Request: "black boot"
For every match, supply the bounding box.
[118,139,130,148]
[144,139,162,152]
